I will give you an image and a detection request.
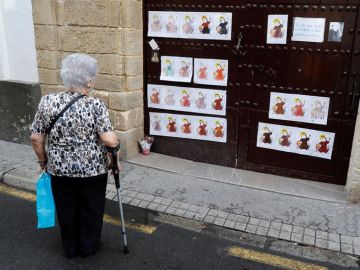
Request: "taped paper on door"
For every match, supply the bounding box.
[292,17,326,43]
[147,84,227,116]
[194,58,228,86]
[148,11,232,40]
[328,22,344,42]
[160,56,193,83]
[150,112,227,143]
[269,92,330,125]
[256,122,335,159]
[267,15,288,44]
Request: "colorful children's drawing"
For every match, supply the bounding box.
[182,16,194,34]
[181,118,192,134]
[152,116,162,131]
[150,88,160,104]
[198,120,208,136]
[272,96,286,115]
[195,92,207,109]
[167,117,177,133]
[212,93,223,111]
[216,16,228,35]
[199,16,211,34]
[179,61,190,78]
[262,127,273,144]
[311,100,326,120]
[279,129,291,147]
[198,63,208,80]
[297,131,311,150]
[164,59,174,77]
[213,63,225,81]
[166,16,178,33]
[291,98,305,117]
[316,134,330,153]
[213,121,224,138]
[164,88,175,106]
[151,15,162,32]
[180,90,191,107]
[266,15,288,44]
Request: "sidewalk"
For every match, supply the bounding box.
[1,140,360,256]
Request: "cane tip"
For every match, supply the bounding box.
[124,246,129,254]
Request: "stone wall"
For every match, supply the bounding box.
[31,0,144,159]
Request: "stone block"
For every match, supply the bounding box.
[125,75,143,91]
[115,127,143,159]
[115,107,143,131]
[107,0,121,27]
[124,55,143,76]
[92,90,109,107]
[40,84,65,96]
[59,27,118,54]
[120,28,143,55]
[108,109,116,127]
[120,0,142,28]
[92,54,124,75]
[38,68,61,85]
[36,50,60,69]
[55,0,65,25]
[95,74,124,92]
[34,25,59,50]
[32,0,56,25]
[64,0,107,26]
[109,90,143,111]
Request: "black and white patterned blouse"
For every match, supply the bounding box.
[31,92,113,178]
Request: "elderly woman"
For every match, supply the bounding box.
[30,53,120,258]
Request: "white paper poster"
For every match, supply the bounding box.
[256,122,335,160]
[148,84,226,116]
[148,11,232,40]
[269,92,330,125]
[194,58,228,86]
[160,56,193,83]
[150,112,227,143]
[292,17,326,43]
[328,22,344,42]
[267,15,288,44]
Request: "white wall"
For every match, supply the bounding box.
[0,0,39,83]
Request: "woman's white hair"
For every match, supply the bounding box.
[60,53,97,89]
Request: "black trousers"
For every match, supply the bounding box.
[51,173,108,257]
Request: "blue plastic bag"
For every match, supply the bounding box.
[36,172,55,229]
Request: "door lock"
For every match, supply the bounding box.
[231,32,246,56]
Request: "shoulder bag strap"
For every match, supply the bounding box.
[45,94,86,134]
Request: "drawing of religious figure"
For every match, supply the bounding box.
[213,63,225,81]
[213,121,224,138]
[291,98,305,117]
[181,118,192,134]
[150,88,160,104]
[316,135,331,154]
[182,16,194,34]
[199,16,211,34]
[197,120,208,136]
[212,93,223,111]
[164,59,174,77]
[272,96,286,115]
[178,61,190,78]
[152,116,162,131]
[216,16,228,35]
[195,92,207,109]
[261,127,272,144]
[269,17,284,39]
[166,16,178,33]
[311,100,326,120]
[279,129,291,147]
[164,88,175,106]
[180,90,191,107]
[297,132,311,150]
[167,117,177,133]
[151,15,162,32]
[198,63,208,80]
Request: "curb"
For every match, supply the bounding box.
[3,169,360,257]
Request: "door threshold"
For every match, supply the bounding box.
[128,153,347,204]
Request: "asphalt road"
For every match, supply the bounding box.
[0,186,358,270]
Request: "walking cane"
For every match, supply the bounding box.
[110,151,129,254]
